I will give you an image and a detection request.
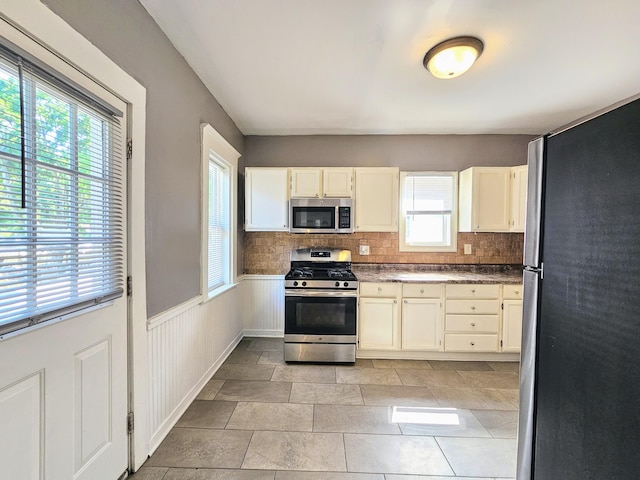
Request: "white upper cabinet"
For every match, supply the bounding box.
[290,168,322,197]
[290,168,353,198]
[459,167,512,232]
[245,167,289,231]
[323,168,353,197]
[354,167,399,232]
[510,165,528,232]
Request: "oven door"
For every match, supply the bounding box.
[284,290,357,341]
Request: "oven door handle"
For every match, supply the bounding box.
[285,289,358,298]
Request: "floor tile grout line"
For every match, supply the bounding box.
[433,434,458,477]
[238,429,256,471]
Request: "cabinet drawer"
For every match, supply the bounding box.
[402,283,443,298]
[359,282,402,297]
[445,315,499,333]
[445,299,500,315]
[444,334,498,352]
[445,284,500,299]
[503,284,523,299]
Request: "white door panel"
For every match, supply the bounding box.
[0,299,128,480]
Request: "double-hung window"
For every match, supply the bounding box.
[400,171,458,252]
[0,43,125,335]
[201,124,238,299]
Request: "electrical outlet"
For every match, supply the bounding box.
[464,244,472,255]
[359,245,370,255]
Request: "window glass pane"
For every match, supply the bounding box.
[0,49,123,334]
[401,172,456,249]
[207,157,228,291]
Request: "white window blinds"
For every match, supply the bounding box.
[401,172,457,248]
[207,156,229,292]
[0,45,124,335]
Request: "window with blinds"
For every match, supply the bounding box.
[400,172,458,252]
[0,45,124,335]
[207,155,230,292]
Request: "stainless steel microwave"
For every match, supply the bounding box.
[289,198,354,233]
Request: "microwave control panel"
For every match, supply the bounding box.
[338,207,351,229]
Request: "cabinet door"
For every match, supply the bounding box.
[510,165,528,232]
[358,297,400,350]
[502,299,523,352]
[354,167,399,232]
[473,167,511,231]
[402,298,442,351]
[245,168,289,231]
[323,168,353,197]
[290,169,321,197]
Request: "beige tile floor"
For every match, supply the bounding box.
[132,337,519,480]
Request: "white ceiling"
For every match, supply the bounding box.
[140,0,640,136]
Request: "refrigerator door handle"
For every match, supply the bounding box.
[524,137,545,268]
[517,269,540,480]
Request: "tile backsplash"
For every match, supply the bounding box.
[243,231,524,275]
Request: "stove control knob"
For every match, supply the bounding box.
[344,282,349,287]
[335,281,340,287]
[293,281,298,287]
[302,281,307,287]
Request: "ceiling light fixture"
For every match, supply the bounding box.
[423,36,484,79]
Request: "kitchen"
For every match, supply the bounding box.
[0,1,638,480]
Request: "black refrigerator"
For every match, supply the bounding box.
[517,97,640,479]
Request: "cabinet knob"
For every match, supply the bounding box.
[471,322,476,327]
[471,289,476,293]
[419,289,424,294]
[515,290,520,295]
[377,287,382,292]
[470,306,476,311]
[404,300,408,304]
[470,342,475,346]
[394,300,397,304]
[323,193,327,197]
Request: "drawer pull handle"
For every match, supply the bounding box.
[471,322,476,327]
[420,289,424,294]
[470,342,475,346]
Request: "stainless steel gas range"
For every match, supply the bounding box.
[284,248,358,363]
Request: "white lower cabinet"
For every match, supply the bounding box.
[401,284,443,351]
[359,297,401,350]
[501,284,523,353]
[358,281,522,358]
[444,284,500,352]
[358,283,401,350]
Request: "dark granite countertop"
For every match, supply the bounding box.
[351,264,523,284]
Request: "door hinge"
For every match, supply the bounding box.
[127,276,133,297]
[127,412,134,435]
[126,138,133,160]
[500,340,503,347]
[501,302,504,310]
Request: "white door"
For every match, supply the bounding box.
[0,24,129,479]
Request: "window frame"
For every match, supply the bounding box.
[399,171,459,253]
[200,123,239,301]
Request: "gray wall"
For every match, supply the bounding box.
[43,0,244,317]
[244,134,534,170]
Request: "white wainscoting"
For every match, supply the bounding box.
[146,284,244,453]
[242,275,285,337]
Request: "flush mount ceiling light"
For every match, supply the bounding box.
[423,36,484,79]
